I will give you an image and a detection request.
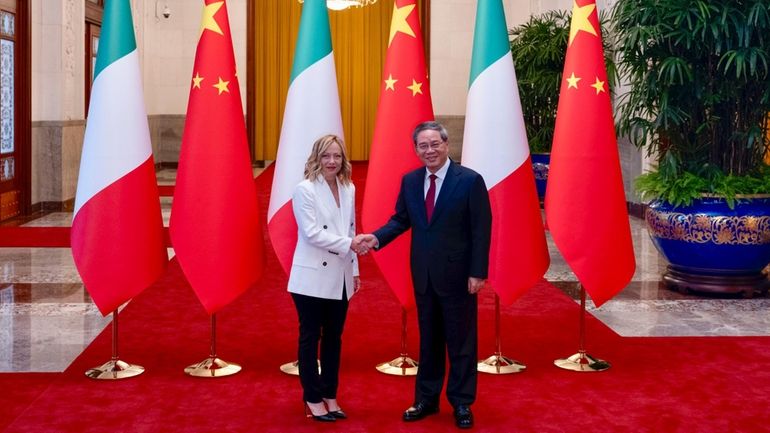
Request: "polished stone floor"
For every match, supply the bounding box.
[1,167,768,372]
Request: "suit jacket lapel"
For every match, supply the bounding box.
[430,161,459,225]
[339,181,352,233]
[316,177,341,232]
[405,170,429,227]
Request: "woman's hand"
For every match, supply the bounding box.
[353,276,362,293]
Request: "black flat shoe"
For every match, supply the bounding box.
[328,409,347,419]
[453,405,473,429]
[403,401,439,422]
[305,402,336,422]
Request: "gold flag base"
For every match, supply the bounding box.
[477,353,526,374]
[279,360,300,375]
[279,359,320,376]
[376,355,418,376]
[554,350,610,372]
[84,311,142,380]
[85,359,144,380]
[184,357,242,377]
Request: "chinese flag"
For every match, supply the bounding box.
[545,0,635,307]
[169,0,263,314]
[361,0,434,310]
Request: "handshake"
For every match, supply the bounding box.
[351,234,378,255]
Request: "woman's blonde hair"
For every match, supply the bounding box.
[303,134,352,185]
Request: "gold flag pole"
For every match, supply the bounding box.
[184,314,242,377]
[85,310,144,380]
[376,307,418,375]
[477,294,525,374]
[554,284,610,372]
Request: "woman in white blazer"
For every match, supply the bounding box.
[288,135,365,422]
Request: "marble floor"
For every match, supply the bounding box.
[1,167,768,372]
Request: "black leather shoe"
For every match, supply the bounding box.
[454,405,473,429]
[403,401,439,422]
[328,409,347,419]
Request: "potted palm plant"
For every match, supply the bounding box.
[612,0,770,295]
[509,10,616,199]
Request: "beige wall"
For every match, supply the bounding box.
[140,0,247,115]
[28,0,640,207]
[430,0,617,116]
[31,0,85,122]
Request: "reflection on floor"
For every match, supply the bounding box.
[1,168,768,372]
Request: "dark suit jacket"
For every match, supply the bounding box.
[374,161,492,296]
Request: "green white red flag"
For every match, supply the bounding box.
[267,0,344,274]
[461,0,549,304]
[71,0,167,316]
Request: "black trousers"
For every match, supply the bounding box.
[291,287,349,403]
[414,278,478,408]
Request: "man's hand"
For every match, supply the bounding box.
[351,235,369,255]
[356,234,379,251]
[468,277,485,294]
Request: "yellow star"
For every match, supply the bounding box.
[384,74,397,91]
[590,77,606,94]
[389,3,416,46]
[192,72,204,89]
[568,1,597,46]
[199,1,224,37]
[213,77,230,95]
[566,72,580,89]
[407,79,423,96]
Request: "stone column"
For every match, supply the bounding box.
[31,0,85,210]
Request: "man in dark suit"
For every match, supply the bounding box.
[359,121,492,429]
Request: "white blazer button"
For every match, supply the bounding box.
[323,262,327,266]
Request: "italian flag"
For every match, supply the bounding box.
[461,0,549,304]
[71,0,167,315]
[267,0,344,273]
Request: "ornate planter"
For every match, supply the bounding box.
[531,153,549,201]
[645,196,770,296]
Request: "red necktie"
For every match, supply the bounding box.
[425,174,437,221]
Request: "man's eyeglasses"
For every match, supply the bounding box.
[416,141,444,151]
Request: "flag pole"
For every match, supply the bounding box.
[478,294,525,374]
[376,307,418,376]
[554,284,610,372]
[184,314,241,377]
[85,310,144,380]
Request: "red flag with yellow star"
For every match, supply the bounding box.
[544,0,635,307]
[169,0,263,314]
[361,0,434,310]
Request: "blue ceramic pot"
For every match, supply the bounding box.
[531,153,549,200]
[646,196,770,276]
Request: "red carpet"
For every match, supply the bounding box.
[2,163,770,432]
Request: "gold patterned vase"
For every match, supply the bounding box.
[645,196,770,296]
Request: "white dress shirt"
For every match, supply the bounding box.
[423,158,451,205]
